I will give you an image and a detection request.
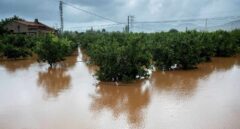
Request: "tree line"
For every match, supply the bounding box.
[1,17,240,82]
[0,33,78,66]
[77,30,240,81]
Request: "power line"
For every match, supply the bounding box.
[62,1,123,24]
[66,23,125,29]
[134,15,240,24]
[59,1,240,32]
[67,24,125,31]
[64,15,240,31]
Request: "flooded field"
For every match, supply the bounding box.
[0,51,240,129]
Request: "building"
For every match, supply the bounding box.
[4,19,56,35]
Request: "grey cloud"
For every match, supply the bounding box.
[0,0,240,31]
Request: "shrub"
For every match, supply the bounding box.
[231,29,240,52]
[197,32,215,61]
[61,31,79,50]
[152,32,201,70]
[35,34,72,67]
[76,30,240,82]
[152,37,176,70]
[0,34,34,58]
[0,42,4,56]
[89,33,152,82]
[3,44,31,58]
[212,30,238,57]
[175,32,201,69]
[169,28,178,33]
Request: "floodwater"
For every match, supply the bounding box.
[0,50,240,129]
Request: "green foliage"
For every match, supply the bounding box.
[0,33,77,61]
[3,44,31,58]
[212,30,238,57]
[0,34,34,58]
[173,32,201,69]
[61,31,79,49]
[35,34,73,67]
[0,42,4,57]
[87,33,152,82]
[78,31,103,50]
[2,34,35,48]
[78,29,240,82]
[152,33,177,70]
[153,44,176,70]
[197,32,215,61]
[230,29,240,52]
[0,20,239,82]
[169,28,178,33]
[152,31,201,70]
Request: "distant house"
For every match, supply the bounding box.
[3,19,56,35]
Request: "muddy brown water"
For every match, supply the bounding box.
[0,50,240,129]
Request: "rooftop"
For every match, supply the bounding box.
[15,19,55,31]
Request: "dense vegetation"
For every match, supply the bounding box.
[0,34,35,58]
[0,34,76,66]
[78,30,240,81]
[1,16,240,81]
[0,16,77,66]
[88,33,152,81]
[35,34,75,67]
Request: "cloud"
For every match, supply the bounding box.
[0,0,240,31]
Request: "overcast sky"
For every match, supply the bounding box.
[1,0,240,31]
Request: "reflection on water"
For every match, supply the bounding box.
[62,56,78,69]
[198,56,240,73]
[0,59,36,73]
[0,54,240,129]
[151,56,240,97]
[91,81,150,126]
[37,56,77,98]
[37,56,77,97]
[38,67,71,97]
[90,56,240,129]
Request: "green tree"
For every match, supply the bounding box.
[35,34,72,67]
[77,30,240,82]
[0,42,4,57]
[174,32,201,69]
[212,30,238,57]
[231,29,240,52]
[1,34,33,58]
[197,32,215,61]
[89,33,152,82]
[169,28,178,33]
[3,44,31,59]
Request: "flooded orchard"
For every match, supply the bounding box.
[0,50,240,129]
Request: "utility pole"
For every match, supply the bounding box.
[127,15,134,33]
[127,16,130,33]
[130,15,134,32]
[59,1,64,33]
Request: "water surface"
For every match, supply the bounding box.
[0,52,240,129]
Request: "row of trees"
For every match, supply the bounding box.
[0,34,35,58]
[0,34,77,66]
[1,15,240,82]
[0,16,78,67]
[77,30,240,82]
